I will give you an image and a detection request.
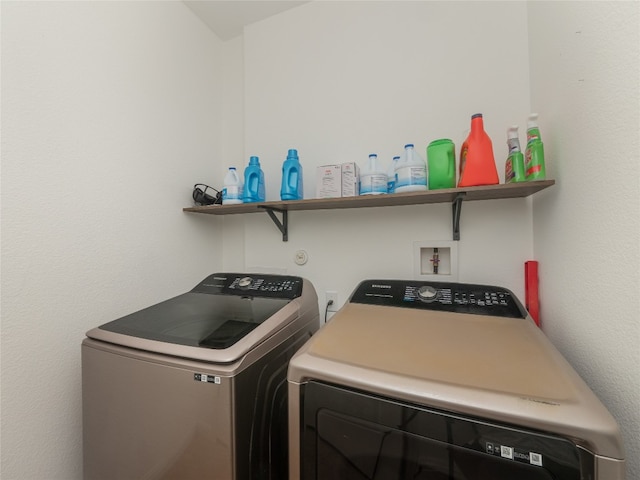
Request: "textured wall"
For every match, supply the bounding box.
[2,2,637,479]
[1,2,224,478]
[528,2,640,478]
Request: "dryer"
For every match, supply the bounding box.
[288,279,625,479]
[82,273,318,480]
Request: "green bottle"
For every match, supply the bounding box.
[426,139,456,190]
[505,126,525,183]
[525,114,546,180]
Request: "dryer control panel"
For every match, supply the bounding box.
[191,273,303,299]
[350,280,527,318]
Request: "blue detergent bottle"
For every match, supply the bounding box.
[280,149,303,200]
[242,156,265,203]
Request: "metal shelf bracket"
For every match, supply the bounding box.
[452,193,465,241]
[262,207,288,242]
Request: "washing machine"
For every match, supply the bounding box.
[82,273,318,480]
[288,279,625,479]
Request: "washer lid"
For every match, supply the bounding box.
[88,273,303,356]
[97,292,291,349]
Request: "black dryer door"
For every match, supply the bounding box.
[301,381,591,480]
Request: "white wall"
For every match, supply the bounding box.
[2,1,637,479]
[218,35,249,273]
[1,2,224,478]
[239,1,638,476]
[528,2,640,478]
[240,1,534,308]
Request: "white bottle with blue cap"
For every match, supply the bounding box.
[387,155,400,193]
[360,154,387,195]
[222,167,243,205]
[395,144,427,193]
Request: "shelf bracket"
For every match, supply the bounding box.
[452,193,465,241]
[262,207,288,242]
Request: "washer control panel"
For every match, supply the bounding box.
[191,273,303,299]
[350,280,527,318]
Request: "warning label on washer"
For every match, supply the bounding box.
[194,373,221,384]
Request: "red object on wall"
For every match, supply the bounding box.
[525,261,540,327]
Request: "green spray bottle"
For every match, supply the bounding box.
[505,126,525,183]
[525,113,546,180]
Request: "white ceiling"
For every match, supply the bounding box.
[183,1,309,41]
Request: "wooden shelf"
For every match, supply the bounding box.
[183,180,555,241]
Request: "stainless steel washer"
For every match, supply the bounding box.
[83,273,318,480]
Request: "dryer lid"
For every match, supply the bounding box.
[306,303,573,400]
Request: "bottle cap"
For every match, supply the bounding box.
[507,126,519,139]
[404,144,414,149]
[527,113,539,128]
[249,156,260,165]
[287,149,298,159]
[369,154,377,159]
[472,113,483,119]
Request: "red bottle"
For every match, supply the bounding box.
[458,113,499,187]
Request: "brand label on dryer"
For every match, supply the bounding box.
[194,373,221,384]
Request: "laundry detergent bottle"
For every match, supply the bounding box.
[242,156,265,203]
[426,139,456,189]
[458,113,499,187]
[280,149,303,200]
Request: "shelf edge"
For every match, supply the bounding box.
[182,180,555,216]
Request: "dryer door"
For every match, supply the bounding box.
[301,381,592,480]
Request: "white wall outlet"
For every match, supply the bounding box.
[294,249,308,265]
[326,291,338,311]
[413,241,459,281]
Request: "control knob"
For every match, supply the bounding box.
[237,277,253,289]
[417,285,439,302]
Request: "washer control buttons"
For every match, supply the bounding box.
[237,277,253,288]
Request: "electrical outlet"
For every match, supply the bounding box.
[326,291,338,311]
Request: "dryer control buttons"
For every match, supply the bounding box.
[417,285,439,302]
[237,277,253,288]
[351,280,527,318]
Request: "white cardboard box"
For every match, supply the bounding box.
[341,162,360,197]
[316,165,342,198]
